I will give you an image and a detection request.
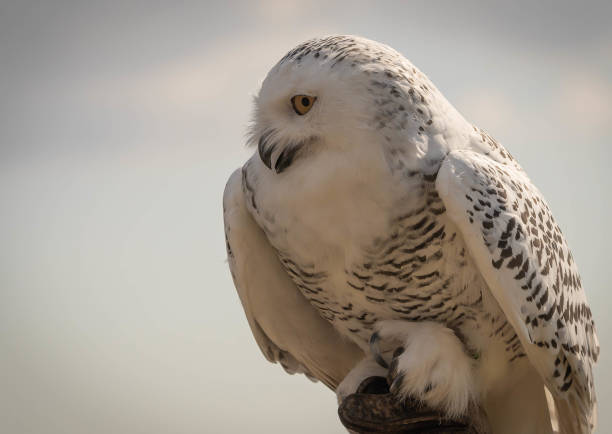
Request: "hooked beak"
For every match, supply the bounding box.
[258,130,306,174]
[258,129,276,170]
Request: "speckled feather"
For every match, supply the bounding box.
[437,150,598,432]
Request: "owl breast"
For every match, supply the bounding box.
[244,152,504,351]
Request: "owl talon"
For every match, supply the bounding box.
[336,355,388,404]
[356,375,389,395]
[369,331,389,369]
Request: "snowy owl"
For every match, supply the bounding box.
[223,35,598,434]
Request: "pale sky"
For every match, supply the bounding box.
[1,1,611,433]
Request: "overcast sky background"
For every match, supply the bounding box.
[1,1,611,433]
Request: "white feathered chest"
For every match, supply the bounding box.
[242,146,512,356]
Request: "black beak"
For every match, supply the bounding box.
[258,130,276,170]
[258,129,304,174]
[273,145,302,174]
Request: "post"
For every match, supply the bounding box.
[338,376,489,433]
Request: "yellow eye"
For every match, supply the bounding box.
[291,95,316,115]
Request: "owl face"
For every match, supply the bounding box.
[250,36,412,174]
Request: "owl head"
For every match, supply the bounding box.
[249,35,459,175]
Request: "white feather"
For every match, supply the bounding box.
[223,169,364,389]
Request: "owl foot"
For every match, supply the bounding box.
[337,356,388,404]
[370,320,477,419]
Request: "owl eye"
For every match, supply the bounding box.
[291,95,316,115]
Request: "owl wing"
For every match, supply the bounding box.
[436,150,599,434]
[223,169,364,390]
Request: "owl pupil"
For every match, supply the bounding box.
[301,97,310,106]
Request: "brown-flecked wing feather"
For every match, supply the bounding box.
[437,150,599,434]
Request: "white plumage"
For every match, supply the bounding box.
[223,35,598,433]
